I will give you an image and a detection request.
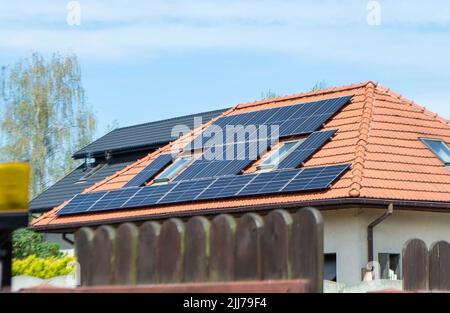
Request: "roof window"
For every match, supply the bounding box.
[422,138,450,165]
[257,139,304,172]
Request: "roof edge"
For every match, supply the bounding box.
[31,197,450,232]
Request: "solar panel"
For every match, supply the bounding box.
[58,163,350,216]
[123,154,173,187]
[57,191,107,215]
[174,139,271,181]
[277,130,337,169]
[186,95,352,150]
[281,164,350,192]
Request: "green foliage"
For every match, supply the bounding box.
[13,228,62,259]
[12,255,76,279]
[0,52,97,197]
[310,81,327,92]
[260,89,280,100]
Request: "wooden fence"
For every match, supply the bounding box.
[402,239,450,291]
[74,207,324,292]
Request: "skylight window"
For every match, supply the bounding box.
[153,155,192,183]
[257,139,304,171]
[422,138,450,165]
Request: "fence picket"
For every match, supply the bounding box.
[291,207,324,293]
[91,226,116,286]
[234,213,264,280]
[210,214,236,282]
[74,227,94,286]
[429,240,450,291]
[184,216,210,282]
[137,221,161,284]
[262,210,292,279]
[402,238,429,291]
[115,223,139,285]
[157,218,185,283]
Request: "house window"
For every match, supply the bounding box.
[421,138,450,165]
[153,155,192,183]
[324,253,337,282]
[257,139,304,171]
[378,253,400,280]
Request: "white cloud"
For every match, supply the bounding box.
[0,0,449,70]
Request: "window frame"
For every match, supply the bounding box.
[421,138,450,166]
[153,154,193,184]
[257,138,305,171]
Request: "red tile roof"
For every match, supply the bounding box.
[32,81,450,230]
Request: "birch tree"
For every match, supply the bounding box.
[0,52,96,197]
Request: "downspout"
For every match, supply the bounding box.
[367,203,394,263]
[62,233,74,246]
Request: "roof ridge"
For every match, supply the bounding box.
[374,83,450,127]
[349,82,376,197]
[110,108,229,132]
[235,81,375,110]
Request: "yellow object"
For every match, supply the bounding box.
[0,162,30,213]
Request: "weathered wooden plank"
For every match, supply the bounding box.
[114,223,139,285]
[429,240,450,291]
[402,238,429,291]
[137,221,161,284]
[184,216,210,282]
[158,218,185,283]
[74,227,94,286]
[262,210,292,280]
[210,214,236,282]
[23,279,310,293]
[291,207,324,293]
[234,213,264,280]
[91,226,116,286]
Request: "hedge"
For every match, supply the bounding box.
[12,255,76,279]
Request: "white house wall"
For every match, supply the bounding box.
[322,208,450,285]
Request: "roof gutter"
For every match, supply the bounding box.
[31,197,450,233]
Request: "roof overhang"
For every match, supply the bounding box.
[31,197,450,233]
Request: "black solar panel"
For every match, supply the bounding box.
[57,163,350,216]
[174,139,271,181]
[281,164,349,192]
[123,154,173,187]
[277,130,337,169]
[186,95,352,149]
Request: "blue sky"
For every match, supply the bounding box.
[1,0,450,137]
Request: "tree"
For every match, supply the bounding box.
[0,52,96,197]
[12,228,62,259]
[310,81,327,91]
[260,89,280,100]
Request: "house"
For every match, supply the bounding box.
[29,108,227,246]
[31,81,450,285]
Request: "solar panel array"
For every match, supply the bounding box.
[58,163,350,215]
[186,95,352,149]
[277,130,337,169]
[123,154,173,187]
[57,94,353,216]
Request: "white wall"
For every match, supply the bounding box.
[322,208,450,285]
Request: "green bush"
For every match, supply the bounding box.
[12,255,76,279]
[13,228,62,259]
